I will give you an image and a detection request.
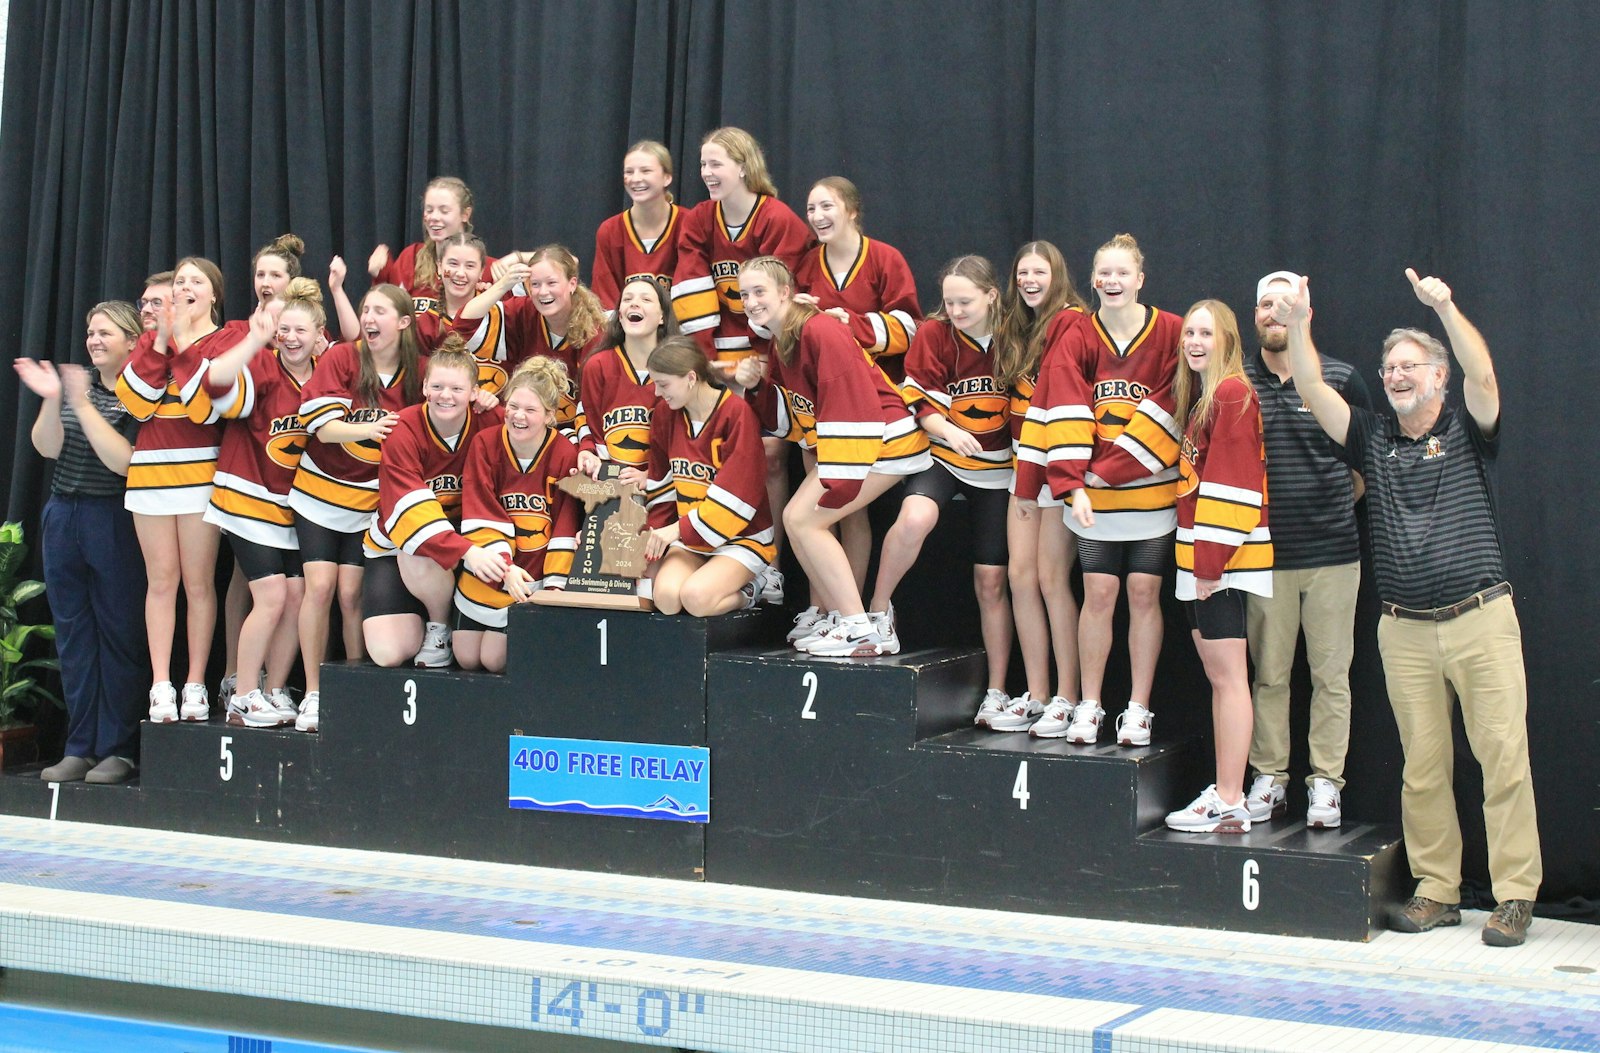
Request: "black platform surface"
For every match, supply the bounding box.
[0,605,1405,941]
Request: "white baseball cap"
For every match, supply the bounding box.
[1256,270,1302,303]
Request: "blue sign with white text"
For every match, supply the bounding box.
[509,736,710,822]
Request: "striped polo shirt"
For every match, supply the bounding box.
[53,373,140,498]
[1337,402,1506,609]
[1244,351,1371,569]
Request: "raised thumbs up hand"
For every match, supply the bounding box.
[1270,274,1312,325]
[1405,268,1453,310]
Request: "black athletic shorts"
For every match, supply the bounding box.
[901,463,1010,566]
[229,535,303,581]
[296,514,367,567]
[361,553,427,621]
[1075,533,1173,578]
[1185,588,1249,640]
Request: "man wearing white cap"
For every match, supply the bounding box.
[1240,271,1371,829]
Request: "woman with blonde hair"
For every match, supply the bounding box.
[592,140,682,311]
[1164,300,1272,832]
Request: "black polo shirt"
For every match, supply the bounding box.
[1336,401,1505,609]
[1244,351,1370,569]
[52,373,140,498]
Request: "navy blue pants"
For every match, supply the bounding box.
[41,495,147,760]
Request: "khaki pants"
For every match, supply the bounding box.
[1377,595,1542,903]
[1246,562,1359,789]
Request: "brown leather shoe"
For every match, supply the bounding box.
[1482,899,1534,947]
[1389,896,1462,933]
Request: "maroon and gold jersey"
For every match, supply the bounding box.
[670,195,811,366]
[371,241,499,316]
[450,299,598,426]
[204,348,318,547]
[116,322,250,515]
[454,424,582,626]
[574,345,658,467]
[291,342,427,533]
[794,237,920,379]
[1176,375,1272,599]
[902,319,1013,489]
[592,205,682,311]
[644,388,775,565]
[363,402,503,567]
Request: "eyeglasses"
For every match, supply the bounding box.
[137,298,166,311]
[1378,361,1432,379]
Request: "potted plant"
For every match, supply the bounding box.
[0,521,61,770]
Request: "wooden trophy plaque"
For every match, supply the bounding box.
[533,464,654,611]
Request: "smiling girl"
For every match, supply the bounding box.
[575,276,680,483]
[642,336,776,616]
[369,176,494,315]
[201,280,327,729]
[290,285,428,726]
[592,141,681,312]
[361,341,505,669]
[117,257,250,723]
[868,256,1015,705]
[734,257,930,657]
[1164,300,1271,833]
[453,357,581,672]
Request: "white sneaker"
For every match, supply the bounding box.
[869,606,901,655]
[1064,700,1106,744]
[1307,777,1343,829]
[759,568,785,605]
[973,688,1011,728]
[295,691,320,734]
[414,621,452,668]
[1028,696,1075,738]
[1166,784,1252,833]
[179,682,210,722]
[987,692,1045,732]
[806,615,892,657]
[792,611,840,651]
[268,688,299,723]
[217,673,237,711]
[1246,774,1287,822]
[787,606,826,643]
[228,689,289,729]
[1115,703,1153,747]
[148,682,178,723]
[738,571,763,610]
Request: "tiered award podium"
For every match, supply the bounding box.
[0,605,1405,941]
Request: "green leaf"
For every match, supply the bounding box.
[10,580,45,605]
[2,679,36,701]
[19,658,61,674]
[0,641,21,664]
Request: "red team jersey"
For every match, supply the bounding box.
[292,342,427,534]
[794,237,921,380]
[454,425,582,627]
[574,345,658,467]
[203,348,318,548]
[1175,375,1272,600]
[450,299,599,425]
[364,402,504,566]
[748,313,930,509]
[901,320,1014,489]
[591,204,683,311]
[116,322,251,515]
[671,196,811,366]
[1015,306,1182,540]
[644,388,776,570]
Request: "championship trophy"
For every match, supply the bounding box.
[533,464,653,611]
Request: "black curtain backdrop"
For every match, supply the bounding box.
[2,1,1595,908]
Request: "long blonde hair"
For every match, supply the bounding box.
[703,127,778,198]
[524,244,606,348]
[412,176,476,292]
[1174,299,1248,434]
[739,256,815,366]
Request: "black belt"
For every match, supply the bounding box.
[1382,582,1512,622]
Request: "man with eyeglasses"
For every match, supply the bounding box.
[1273,270,1540,948]
[1241,272,1371,833]
[137,271,173,331]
